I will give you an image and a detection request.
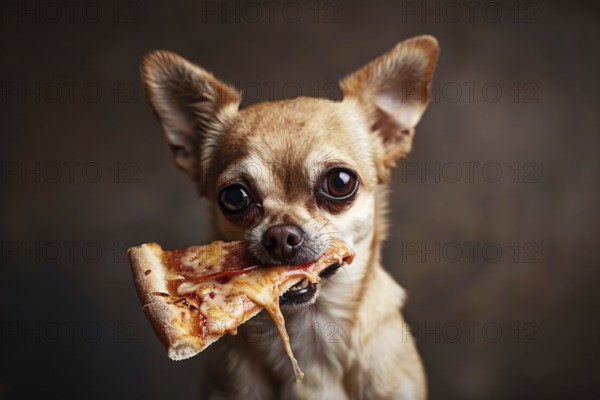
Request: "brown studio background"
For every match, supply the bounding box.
[1,0,599,399]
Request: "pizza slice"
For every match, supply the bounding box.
[127,239,354,383]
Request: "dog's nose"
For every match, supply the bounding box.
[262,225,304,262]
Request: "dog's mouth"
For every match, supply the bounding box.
[280,262,343,307]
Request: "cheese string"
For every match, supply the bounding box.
[263,300,305,383]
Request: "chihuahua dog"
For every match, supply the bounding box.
[141,35,439,399]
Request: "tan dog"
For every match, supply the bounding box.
[141,35,439,399]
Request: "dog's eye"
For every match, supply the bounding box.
[322,169,359,200]
[219,185,251,213]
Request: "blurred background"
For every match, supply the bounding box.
[1,0,599,399]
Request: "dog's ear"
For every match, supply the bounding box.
[141,50,240,189]
[340,35,439,182]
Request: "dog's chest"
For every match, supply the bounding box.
[237,284,356,378]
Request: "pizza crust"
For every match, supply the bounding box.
[129,243,238,360]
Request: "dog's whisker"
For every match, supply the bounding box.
[315,220,332,233]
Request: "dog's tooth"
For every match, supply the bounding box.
[300,278,309,288]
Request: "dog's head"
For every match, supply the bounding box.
[141,36,439,304]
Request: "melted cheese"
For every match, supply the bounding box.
[165,240,353,383]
